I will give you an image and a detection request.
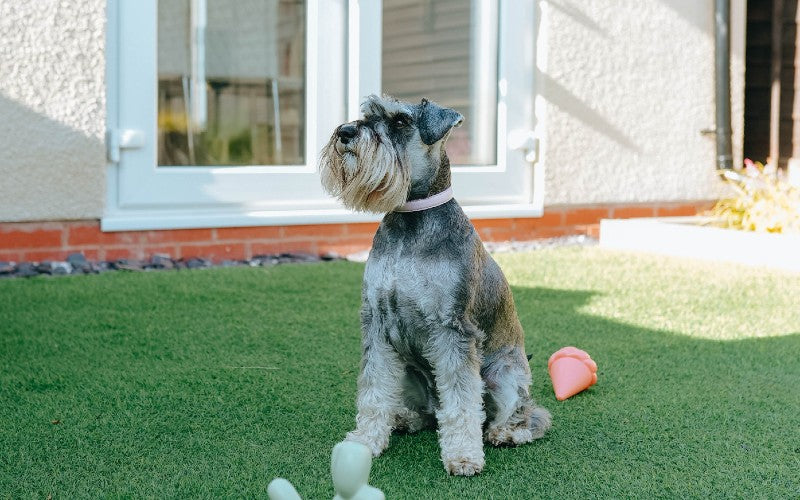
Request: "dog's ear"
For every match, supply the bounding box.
[417,98,463,145]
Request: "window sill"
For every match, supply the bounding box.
[101,204,543,232]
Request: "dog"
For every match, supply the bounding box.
[319,95,551,476]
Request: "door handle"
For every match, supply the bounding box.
[508,129,538,163]
[106,129,145,163]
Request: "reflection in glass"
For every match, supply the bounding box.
[382,0,498,166]
[157,0,305,166]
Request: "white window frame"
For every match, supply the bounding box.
[103,0,542,231]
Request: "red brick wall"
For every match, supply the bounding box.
[0,201,711,263]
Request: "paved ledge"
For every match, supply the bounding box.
[600,217,800,273]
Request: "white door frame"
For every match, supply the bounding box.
[103,0,542,231]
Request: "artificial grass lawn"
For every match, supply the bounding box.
[1,247,799,498]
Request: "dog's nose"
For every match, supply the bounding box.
[337,124,358,144]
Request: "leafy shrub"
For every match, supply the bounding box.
[710,160,800,234]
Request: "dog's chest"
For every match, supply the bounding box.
[363,250,461,355]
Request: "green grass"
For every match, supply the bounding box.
[1,247,799,498]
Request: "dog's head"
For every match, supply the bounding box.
[319,95,463,213]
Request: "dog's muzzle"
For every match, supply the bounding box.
[320,118,410,213]
[337,124,358,144]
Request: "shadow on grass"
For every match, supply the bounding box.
[0,264,797,498]
[370,286,800,499]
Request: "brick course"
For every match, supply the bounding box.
[0,201,713,262]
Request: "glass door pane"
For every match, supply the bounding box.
[157,0,305,166]
[381,0,498,166]
[111,0,352,226]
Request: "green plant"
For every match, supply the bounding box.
[710,160,800,234]
[157,110,188,133]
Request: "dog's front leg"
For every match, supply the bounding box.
[427,328,486,476]
[345,321,405,457]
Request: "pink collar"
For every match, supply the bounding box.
[394,186,454,213]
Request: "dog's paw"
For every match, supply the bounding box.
[394,408,432,434]
[529,406,552,440]
[345,430,387,457]
[484,426,533,446]
[444,456,484,476]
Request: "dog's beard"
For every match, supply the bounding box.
[319,130,411,213]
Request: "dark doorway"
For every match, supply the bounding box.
[744,0,799,167]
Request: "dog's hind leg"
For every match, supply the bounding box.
[394,366,436,433]
[483,348,551,446]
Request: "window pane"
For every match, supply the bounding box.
[381,0,498,166]
[157,0,305,166]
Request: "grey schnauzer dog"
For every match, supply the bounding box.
[319,95,551,476]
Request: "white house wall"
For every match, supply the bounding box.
[536,0,745,205]
[0,0,107,221]
[0,0,746,222]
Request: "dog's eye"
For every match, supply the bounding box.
[393,114,412,128]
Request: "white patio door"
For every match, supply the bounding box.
[377,0,538,208]
[104,0,539,231]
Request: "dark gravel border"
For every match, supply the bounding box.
[0,252,344,279]
[0,236,598,279]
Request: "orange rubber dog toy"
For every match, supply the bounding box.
[548,347,598,400]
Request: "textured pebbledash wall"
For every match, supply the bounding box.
[0,0,107,222]
[535,0,745,205]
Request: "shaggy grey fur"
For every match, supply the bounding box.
[320,95,551,476]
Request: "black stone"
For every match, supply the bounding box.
[252,254,280,266]
[95,262,113,273]
[66,253,94,273]
[149,253,174,270]
[66,252,87,267]
[113,259,144,271]
[0,261,14,274]
[220,260,245,267]
[110,258,128,270]
[185,258,211,269]
[36,261,53,274]
[14,262,39,278]
[50,262,73,275]
[276,253,318,264]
